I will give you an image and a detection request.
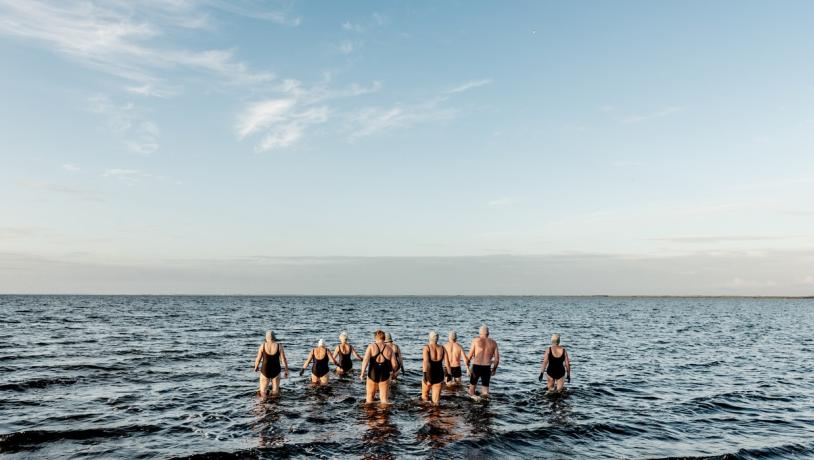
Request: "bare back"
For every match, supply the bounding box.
[368,342,394,362]
[444,341,464,366]
[470,337,498,366]
[263,342,279,355]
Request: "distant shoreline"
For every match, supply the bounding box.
[1,293,812,299]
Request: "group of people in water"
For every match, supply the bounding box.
[253,325,571,405]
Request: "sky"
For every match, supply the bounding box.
[1,0,813,295]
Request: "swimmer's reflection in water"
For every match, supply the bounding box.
[362,404,399,455]
[464,401,496,437]
[416,405,462,449]
[545,390,572,425]
[252,400,285,448]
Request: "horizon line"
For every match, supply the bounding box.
[1,293,812,299]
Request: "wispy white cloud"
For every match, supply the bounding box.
[341,12,387,33]
[342,78,489,139]
[341,21,364,33]
[235,98,329,152]
[62,164,80,172]
[204,0,301,26]
[346,99,456,139]
[237,80,379,152]
[89,95,159,155]
[17,180,103,201]
[617,107,681,124]
[444,78,492,94]
[125,84,178,98]
[371,12,387,26]
[0,0,275,95]
[102,168,165,184]
[487,197,518,207]
[338,40,355,55]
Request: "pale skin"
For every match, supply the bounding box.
[541,345,571,392]
[253,341,289,397]
[467,334,500,397]
[359,339,399,404]
[302,346,338,385]
[443,338,468,384]
[387,341,404,380]
[421,342,452,405]
[333,341,363,375]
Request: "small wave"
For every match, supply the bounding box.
[0,377,80,392]
[0,424,161,453]
[171,441,344,459]
[651,441,814,459]
[677,360,723,369]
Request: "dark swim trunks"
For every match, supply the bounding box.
[470,364,491,387]
[448,366,462,380]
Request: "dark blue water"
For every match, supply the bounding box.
[1,296,813,459]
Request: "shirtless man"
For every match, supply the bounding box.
[467,324,499,397]
[443,330,468,385]
[385,332,405,380]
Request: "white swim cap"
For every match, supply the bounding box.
[429,330,439,343]
[479,324,489,337]
[339,331,348,342]
[317,339,325,348]
[265,330,276,342]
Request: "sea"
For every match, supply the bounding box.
[1,296,812,459]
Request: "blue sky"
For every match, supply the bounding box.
[1,1,813,294]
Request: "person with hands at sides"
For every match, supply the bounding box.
[360,330,399,404]
[539,333,571,393]
[467,324,500,398]
[254,330,289,397]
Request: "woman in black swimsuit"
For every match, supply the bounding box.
[360,330,399,404]
[333,331,363,376]
[421,330,452,405]
[301,339,338,385]
[540,333,571,393]
[253,330,289,397]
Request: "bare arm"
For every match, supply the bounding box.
[422,346,429,374]
[388,348,398,378]
[328,349,339,366]
[359,346,370,381]
[542,347,549,373]
[459,344,470,367]
[444,348,452,375]
[565,349,571,374]
[466,340,476,374]
[254,344,264,371]
[491,343,500,375]
[352,345,363,360]
[280,344,289,377]
[302,350,314,369]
